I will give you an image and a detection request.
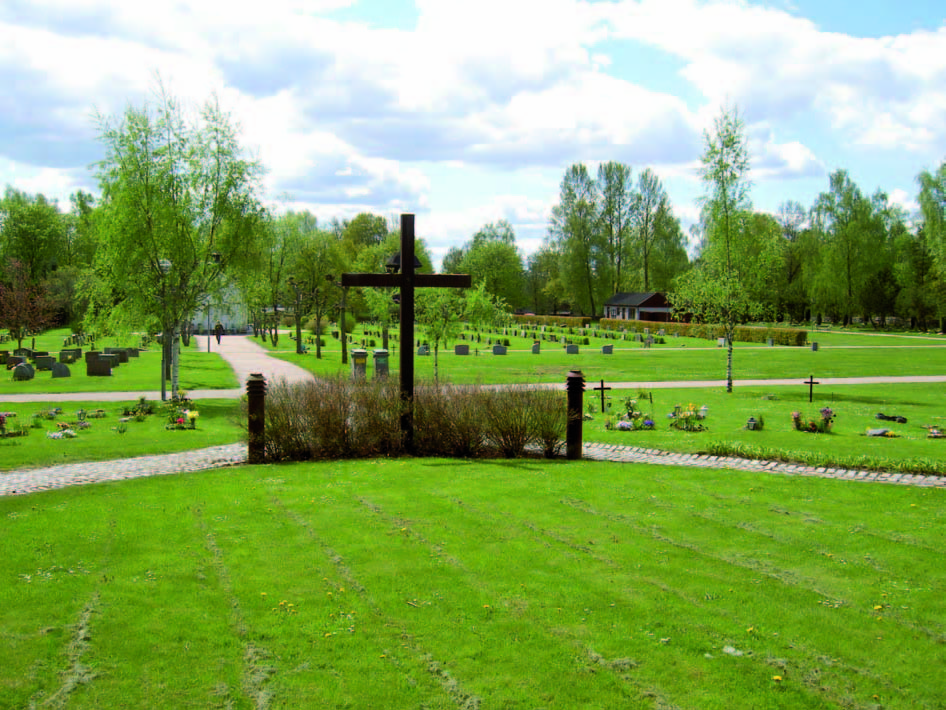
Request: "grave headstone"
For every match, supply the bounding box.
[717,337,727,347]
[566,344,579,354]
[34,355,55,371]
[14,348,32,358]
[811,342,819,351]
[417,345,429,356]
[6,355,25,369]
[51,362,71,378]
[532,342,540,354]
[454,344,470,356]
[84,350,101,363]
[87,358,112,377]
[373,349,389,379]
[350,349,368,380]
[492,344,507,355]
[645,336,654,349]
[767,338,774,346]
[13,362,35,381]
[601,345,613,355]
[658,329,666,336]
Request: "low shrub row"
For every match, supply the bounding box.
[250,378,568,461]
[513,315,592,328]
[598,319,808,346]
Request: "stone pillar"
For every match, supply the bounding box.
[246,373,266,464]
[566,369,585,461]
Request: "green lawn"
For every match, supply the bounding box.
[0,399,243,472]
[258,328,946,385]
[582,383,946,474]
[2,459,942,708]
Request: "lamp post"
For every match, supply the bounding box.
[288,276,304,355]
[325,274,347,365]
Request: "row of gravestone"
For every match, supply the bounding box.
[415,344,619,356]
[6,346,142,381]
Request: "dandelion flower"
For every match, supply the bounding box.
[772,676,783,682]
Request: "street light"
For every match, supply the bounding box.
[325,274,348,365]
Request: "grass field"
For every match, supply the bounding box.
[0,398,243,472]
[583,383,946,474]
[257,328,946,385]
[2,459,943,709]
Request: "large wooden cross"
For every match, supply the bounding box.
[342,214,471,452]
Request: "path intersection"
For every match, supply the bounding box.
[2,335,945,497]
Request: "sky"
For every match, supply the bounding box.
[2,0,944,268]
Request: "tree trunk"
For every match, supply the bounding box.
[725,323,735,393]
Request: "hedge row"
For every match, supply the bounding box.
[513,315,592,327]
[598,319,808,346]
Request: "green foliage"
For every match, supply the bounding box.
[89,84,264,365]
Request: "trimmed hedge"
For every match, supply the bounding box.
[513,315,592,327]
[598,318,808,346]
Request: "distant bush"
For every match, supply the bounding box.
[513,315,592,328]
[598,318,807,346]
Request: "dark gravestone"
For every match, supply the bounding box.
[417,345,429,356]
[532,342,540,354]
[51,362,71,378]
[87,358,112,377]
[105,347,130,364]
[14,348,32,358]
[98,354,118,369]
[566,344,579,354]
[602,345,613,355]
[127,348,140,358]
[13,363,34,381]
[454,344,469,356]
[34,356,55,371]
[85,350,101,363]
[6,356,25,369]
[492,344,507,355]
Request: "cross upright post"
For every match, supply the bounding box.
[804,374,820,403]
[592,379,611,413]
[341,214,471,453]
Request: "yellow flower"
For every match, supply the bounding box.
[772,676,783,683]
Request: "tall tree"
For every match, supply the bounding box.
[548,164,606,316]
[630,168,669,291]
[810,171,888,325]
[91,86,264,398]
[0,259,53,349]
[672,106,778,392]
[460,235,526,310]
[596,162,634,293]
[0,188,68,282]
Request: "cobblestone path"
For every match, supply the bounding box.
[3,441,943,498]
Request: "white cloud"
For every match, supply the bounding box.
[605,0,946,153]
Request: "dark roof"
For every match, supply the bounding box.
[604,292,668,308]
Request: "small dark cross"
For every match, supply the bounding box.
[592,379,611,413]
[342,214,471,452]
[804,374,820,403]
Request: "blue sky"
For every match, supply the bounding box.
[1,0,944,266]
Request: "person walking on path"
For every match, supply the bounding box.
[214,321,224,345]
